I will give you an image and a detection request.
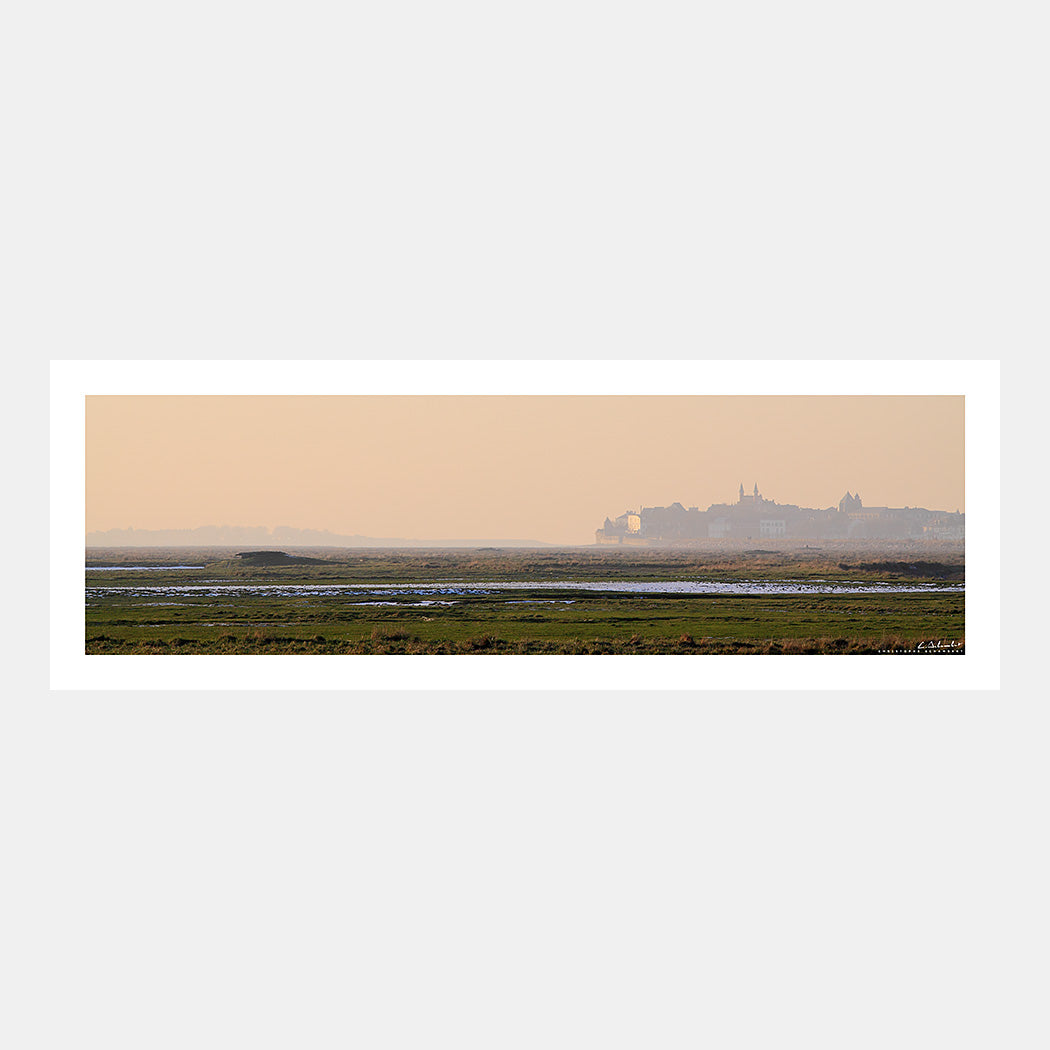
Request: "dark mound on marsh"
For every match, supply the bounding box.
[209,550,331,569]
[238,550,330,565]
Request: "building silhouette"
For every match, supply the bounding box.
[595,484,964,544]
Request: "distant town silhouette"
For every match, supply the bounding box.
[596,484,964,543]
[85,484,964,549]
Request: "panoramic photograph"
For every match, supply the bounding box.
[85,394,964,656]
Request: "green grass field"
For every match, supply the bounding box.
[85,546,965,655]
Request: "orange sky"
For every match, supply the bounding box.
[86,395,964,543]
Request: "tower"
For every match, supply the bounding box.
[839,491,863,514]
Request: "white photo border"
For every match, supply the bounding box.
[52,359,999,690]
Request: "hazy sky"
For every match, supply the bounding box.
[86,395,964,544]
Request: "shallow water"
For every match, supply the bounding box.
[85,565,201,571]
[86,577,964,602]
[348,600,458,607]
